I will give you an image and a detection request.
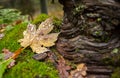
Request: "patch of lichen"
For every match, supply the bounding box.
[0,22,59,78]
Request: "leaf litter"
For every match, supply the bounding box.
[43,52,88,78]
[0,18,59,78]
[69,63,87,78]
[2,48,23,68]
[0,17,88,78]
[0,48,23,78]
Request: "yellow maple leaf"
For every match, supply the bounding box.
[18,18,59,54]
[30,40,49,54]
[38,33,59,47]
[18,24,36,47]
[36,18,54,35]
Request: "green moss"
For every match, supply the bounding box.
[3,50,58,78]
[32,14,50,25]
[112,67,120,78]
[0,22,27,51]
[52,17,62,33]
[53,17,62,26]
[0,22,59,78]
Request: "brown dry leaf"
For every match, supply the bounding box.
[56,56,71,78]
[18,18,59,54]
[69,63,87,78]
[2,48,15,68]
[2,48,13,60]
[1,48,23,68]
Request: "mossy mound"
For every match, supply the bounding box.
[0,22,59,78]
[3,50,58,78]
[0,23,26,51]
[112,67,120,78]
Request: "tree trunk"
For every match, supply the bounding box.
[57,0,120,77]
[40,0,48,14]
[15,0,35,15]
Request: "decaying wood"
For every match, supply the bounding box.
[57,0,120,77]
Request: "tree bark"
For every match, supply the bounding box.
[57,0,120,77]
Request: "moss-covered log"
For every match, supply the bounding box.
[57,0,120,77]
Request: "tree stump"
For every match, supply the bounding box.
[57,0,120,77]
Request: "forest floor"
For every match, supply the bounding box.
[0,1,120,78]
